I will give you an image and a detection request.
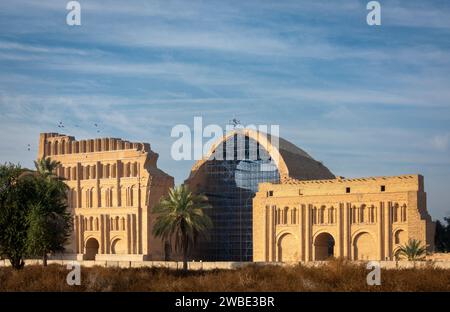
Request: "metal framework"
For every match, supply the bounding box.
[195,134,280,261]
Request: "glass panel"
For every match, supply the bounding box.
[193,135,280,261]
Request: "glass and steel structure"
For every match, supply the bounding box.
[191,134,280,261]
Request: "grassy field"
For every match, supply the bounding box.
[0,260,449,291]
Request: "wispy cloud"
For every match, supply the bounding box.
[1,0,450,219]
[431,133,450,151]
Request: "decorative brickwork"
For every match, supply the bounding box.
[38,133,174,261]
[253,175,435,261]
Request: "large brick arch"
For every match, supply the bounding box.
[84,236,100,260]
[313,231,335,260]
[110,236,127,254]
[188,128,290,180]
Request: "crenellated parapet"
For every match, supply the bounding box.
[39,133,153,158]
[266,174,425,196]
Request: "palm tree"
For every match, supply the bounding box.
[21,157,61,180]
[396,239,428,263]
[152,185,212,271]
[20,157,64,187]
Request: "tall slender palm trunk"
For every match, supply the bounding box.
[182,235,188,271]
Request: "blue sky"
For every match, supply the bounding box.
[0,0,449,220]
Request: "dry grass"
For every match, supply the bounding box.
[0,260,449,292]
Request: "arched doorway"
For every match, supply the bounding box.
[314,232,335,260]
[277,233,299,262]
[85,238,99,260]
[111,238,126,254]
[353,232,376,260]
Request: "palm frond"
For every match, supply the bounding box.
[396,239,428,261]
[152,184,213,259]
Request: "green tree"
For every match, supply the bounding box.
[25,179,72,266]
[152,185,212,271]
[396,239,428,262]
[435,217,450,252]
[0,160,71,269]
[0,163,36,269]
[23,158,71,266]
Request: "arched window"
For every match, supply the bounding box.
[283,207,289,224]
[352,206,357,224]
[53,141,58,155]
[129,186,134,206]
[277,208,281,225]
[97,187,102,208]
[110,218,114,231]
[95,218,99,231]
[393,203,399,222]
[104,188,113,207]
[121,217,126,231]
[132,162,138,177]
[320,206,325,224]
[61,140,65,154]
[105,188,109,208]
[89,217,93,231]
[85,189,89,208]
[112,164,117,178]
[329,207,334,224]
[115,216,120,231]
[91,165,96,179]
[118,186,123,207]
[360,205,366,223]
[85,188,94,208]
[110,188,114,207]
[401,204,407,222]
[105,164,110,178]
[125,163,131,177]
[71,189,77,208]
[291,208,297,224]
[368,205,373,223]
